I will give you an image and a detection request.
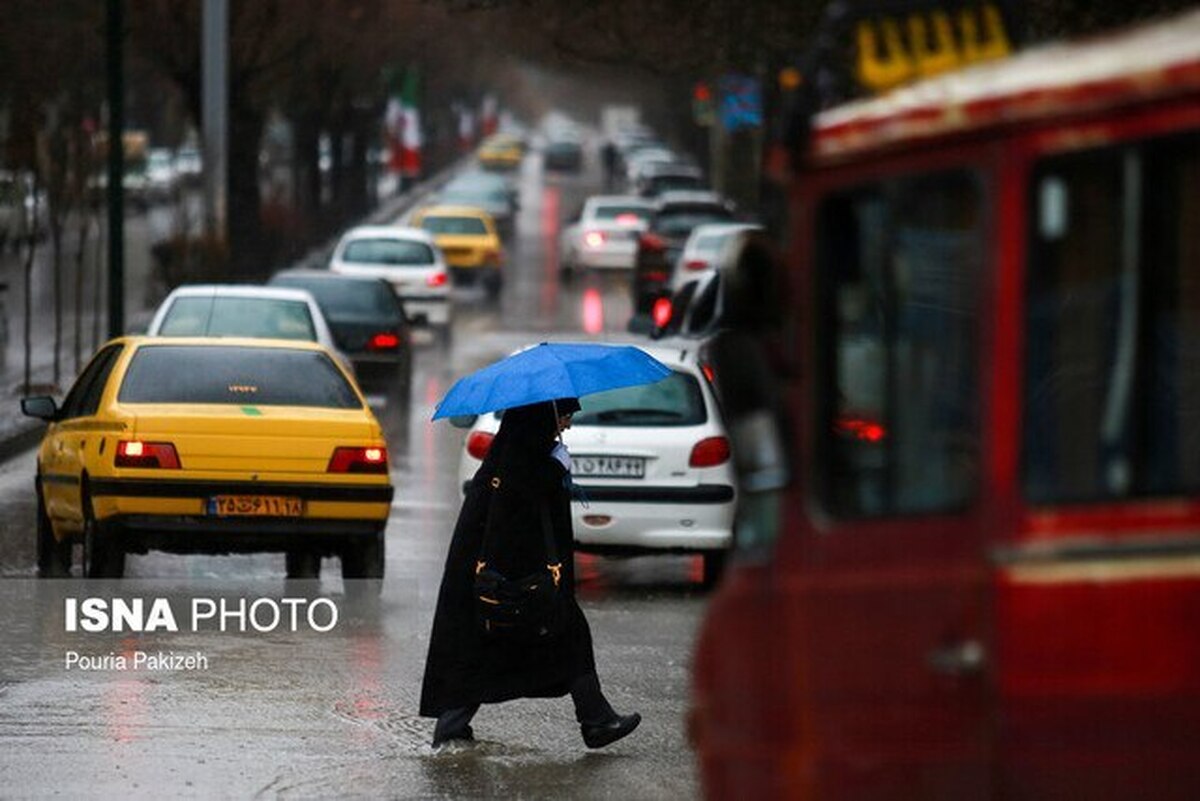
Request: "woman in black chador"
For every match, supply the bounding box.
[420,397,641,748]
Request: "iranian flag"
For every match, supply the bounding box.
[395,70,422,178]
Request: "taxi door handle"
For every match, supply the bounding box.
[926,639,986,676]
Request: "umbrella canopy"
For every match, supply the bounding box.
[432,342,672,420]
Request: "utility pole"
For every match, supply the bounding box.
[105,0,124,338]
[202,0,228,243]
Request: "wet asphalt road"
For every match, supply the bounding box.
[0,146,708,799]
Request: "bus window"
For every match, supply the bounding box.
[818,170,983,517]
[1024,135,1200,503]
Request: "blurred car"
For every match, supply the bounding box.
[436,171,518,236]
[409,204,504,298]
[329,225,451,344]
[174,147,203,187]
[631,191,736,322]
[456,342,734,585]
[147,284,336,345]
[477,134,524,171]
[636,163,706,198]
[0,170,45,250]
[544,137,583,172]
[268,271,413,405]
[668,222,763,291]
[559,195,654,275]
[22,337,392,581]
[145,148,179,203]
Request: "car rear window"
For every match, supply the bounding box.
[572,370,707,427]
[158,297,317,340]
[693,233,729,253]
[650,175,704,193]
[654,207,734,237]
[118,345,361,408]
[340,238,435,266]
[594,205,651,223]
[420,216,488,235]
[272,276,400,319]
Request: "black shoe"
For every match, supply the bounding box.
[581,713,641,749]
[432,724,474,747]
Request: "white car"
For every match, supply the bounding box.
[146,284,353,374]
[330,225,451,339]
[559,196,654,274]
[669,222,763,292]
[456,343,735,584]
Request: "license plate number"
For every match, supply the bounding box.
[573,456,645,479]
[208,495,304,517]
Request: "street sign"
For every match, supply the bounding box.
[718,74,762,131]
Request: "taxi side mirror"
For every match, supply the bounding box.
[21,396,58,421]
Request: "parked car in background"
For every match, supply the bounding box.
[635,163,705,198]
[174,147,203,187]
[559,195,654,276]
[408,204,504,298]
[631,191,735,323]
[268,271,413,413]
[21,337,392,583]
[329,225,451,346]
[456,342,734,585]
[435,171,518,236]
[145,148,179,203]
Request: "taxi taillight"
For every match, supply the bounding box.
[368,332,401,351]
[467,431,494,460]
[115,440,181,469]
[484,248,503,266]
[689,436,731,468]
[327,446,389,474]
[427,271,448,287]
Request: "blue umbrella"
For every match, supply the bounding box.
[432,342,672,420]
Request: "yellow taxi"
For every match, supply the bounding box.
[22,337,393,580]
[476,134,524,170]
[408,204,505,298]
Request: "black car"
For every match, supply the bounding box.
[544,138,583,172]
[268,270,413,410]
[630,192,735,326]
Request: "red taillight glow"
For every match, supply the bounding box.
[701,363,715,384]
[426,271,448,287]
[644,270,668,283]
[639,233,665,253]
[467,431,495,460]
[689,436,731,468]
[369,332,401,351]
[614,213,641,226]
[584,231,606,249]
[835,415,887,443]
[115,440,181,469]
[685,259,708,271]
[327,446,389,474]
[484,249,503,266]
[652,296,673,328]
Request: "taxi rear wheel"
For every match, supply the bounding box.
[81,490,125,579]
[285,551,321,579]
[35,484,72,578]
[342,532,384,596]
[701,550,727,589]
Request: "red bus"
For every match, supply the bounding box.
[690,8,1200,799]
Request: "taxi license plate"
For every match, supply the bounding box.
[208,495,304,517]
[573,456,645,479]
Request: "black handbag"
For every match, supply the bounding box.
[473,475,564,640]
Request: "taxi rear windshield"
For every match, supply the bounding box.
[341,238,435,266]
[571,371,706,427]
[119,345,361,408]
[420,216,488,235]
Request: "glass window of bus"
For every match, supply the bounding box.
[817,170,984,517]
[1023,135,1200,503]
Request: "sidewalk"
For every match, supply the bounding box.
[0,160,463,462]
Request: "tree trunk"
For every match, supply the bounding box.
[227,106,264,280]
[74,214,90,373]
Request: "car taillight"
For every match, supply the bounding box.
[689,436,731,468]
[426,271,448,287]
[368,332,401,351]
[701,362,716,384]
[467,431,495,460]
[643,270,668,283]
[639,233,665,253]
[327,446,389,474]
[685,259,708,271]
[484,249,503,266]
[115,440,181,469]
[835,415,887,443]
[614,213,641,226]
[584,230,606,248]
[652,296,673,328]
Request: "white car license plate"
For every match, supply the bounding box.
[573,456,645,479]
